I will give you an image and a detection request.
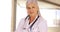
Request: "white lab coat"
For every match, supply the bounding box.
[15,16,47,32]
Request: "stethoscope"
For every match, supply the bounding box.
[24,15,40,32]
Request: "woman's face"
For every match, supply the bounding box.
[26,3,39,17]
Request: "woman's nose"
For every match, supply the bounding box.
[30,8,33,11]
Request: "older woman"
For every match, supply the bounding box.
[15,0,47,32]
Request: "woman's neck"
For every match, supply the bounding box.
[29,14,38,24]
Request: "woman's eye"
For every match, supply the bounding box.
[32,7,35,8]
[27,7,31,9]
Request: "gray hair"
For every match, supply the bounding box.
[26,0,38,5]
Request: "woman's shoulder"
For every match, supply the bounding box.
[38,16,47,26]
[39,16,47,22]
[18,18,26,24]
[20,18,25,21]
[19,16,28,24]
[38,16,47,27]
[20,16,28,21]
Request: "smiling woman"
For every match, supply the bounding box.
[15,0,47,32]
[11,0,60,32]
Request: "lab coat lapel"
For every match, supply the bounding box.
[23,18,29,29]
[30,16,44,32]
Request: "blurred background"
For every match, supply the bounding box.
[16,0,60,32]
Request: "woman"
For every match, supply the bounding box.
[15,0,47,32]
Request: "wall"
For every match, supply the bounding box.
[0,0,12,32]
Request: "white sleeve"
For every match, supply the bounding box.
[15,18,25,32]
[38,20,48,32]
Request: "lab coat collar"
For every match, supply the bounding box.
[26,15,39,27]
